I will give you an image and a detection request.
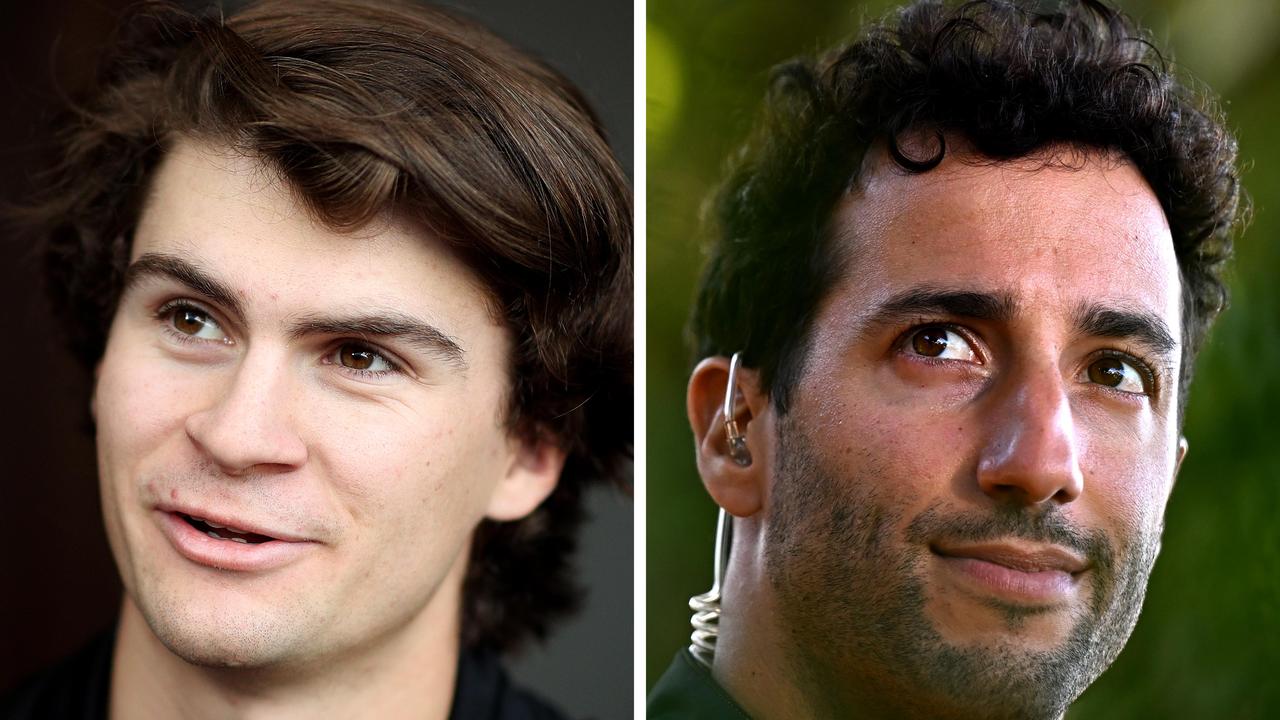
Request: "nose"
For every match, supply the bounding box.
[184,347,308,475]
[976,368,1084,506]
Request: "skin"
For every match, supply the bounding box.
[688,143,1187,719]
[96,139,563,720]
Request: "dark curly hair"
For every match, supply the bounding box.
[691,0,1244,420]
[19,0,631,653]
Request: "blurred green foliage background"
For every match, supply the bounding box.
[646,0,1280,716]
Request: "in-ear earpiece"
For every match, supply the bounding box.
[689,351,749,667]
[723,352,753,467]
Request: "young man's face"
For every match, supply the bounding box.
[95,140,558,669]
[759,146,1183,717]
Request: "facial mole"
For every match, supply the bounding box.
[170,488,178,501]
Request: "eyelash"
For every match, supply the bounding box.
[322,342,406,380]
[895,321,1161,397]
[894,321,984,364]
[1092,346,1160,398]
[155,300,224,346]
[154,299,405,380]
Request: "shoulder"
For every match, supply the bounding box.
[0,629,114,720]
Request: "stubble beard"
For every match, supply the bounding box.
[126,554,320,671]
[762,415,1162,719]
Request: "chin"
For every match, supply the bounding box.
[928,598,1083,652]
[133,582,314,670]
[153,616,303,670]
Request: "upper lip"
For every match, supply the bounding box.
[932,540,1088,574]
[156,502,309,543]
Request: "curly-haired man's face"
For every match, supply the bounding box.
[94,139,561,675]
[708,145,1184,719]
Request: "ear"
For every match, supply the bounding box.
[485,434,567,522]
[687,356,771,518]
[1174,436,1188,479]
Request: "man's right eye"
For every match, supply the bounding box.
[161,303,229,342]
[904,325,978,362]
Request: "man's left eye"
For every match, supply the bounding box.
[1084,356,1147,394]
[905,326,977,362]
[332,344,396,374]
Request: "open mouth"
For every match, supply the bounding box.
[178,513,275,545]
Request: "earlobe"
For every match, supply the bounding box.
[687,355,770,518]
[1174,436,1189,478]
[485,436,566,522]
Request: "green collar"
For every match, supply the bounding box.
[647,649,752,719]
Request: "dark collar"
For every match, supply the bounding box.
[646,649,751,719]
[450,647,569,719]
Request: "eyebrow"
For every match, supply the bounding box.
[124,252,247,323]
[856,285,1018,340]
[287,312,467,370]
[123,252,468,370]
[1072,303,1178,356]
[858,284,1178,358]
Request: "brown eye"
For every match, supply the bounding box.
[335,344,395,374]
[911,326,950,357]
[167,305,226,341]
[1085,356,1146,394]
[173,309,204,335]
[1088,357,1124,386]
[339,345,374,370]
[906,326,976,362]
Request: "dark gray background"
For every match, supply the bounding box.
[0,2,632,718]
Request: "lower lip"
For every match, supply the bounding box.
[157,511,315,573]
[935,554,1079,604]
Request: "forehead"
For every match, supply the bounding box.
[826,146,1181,328]
[131,139,497,330]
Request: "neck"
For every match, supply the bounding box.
[710,519,905,720]
[108,573,464,720]
[710,518,818,720]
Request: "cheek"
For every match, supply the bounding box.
[1077,436,1176,539]
[313,387,511,542]
[1073,398,1178,529]
[810,385,966,511]
[94,337,193,477]
[93,332,202,582]
[312,398,510,611]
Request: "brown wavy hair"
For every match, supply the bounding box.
[691,0,1244,422]
[20,0,631,653]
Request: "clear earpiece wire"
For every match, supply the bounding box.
[723,352,752,466]
[688,505,733,667]
[689,352,747,666]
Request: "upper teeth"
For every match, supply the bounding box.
[205,529,251,543]
[191,515,252,535]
